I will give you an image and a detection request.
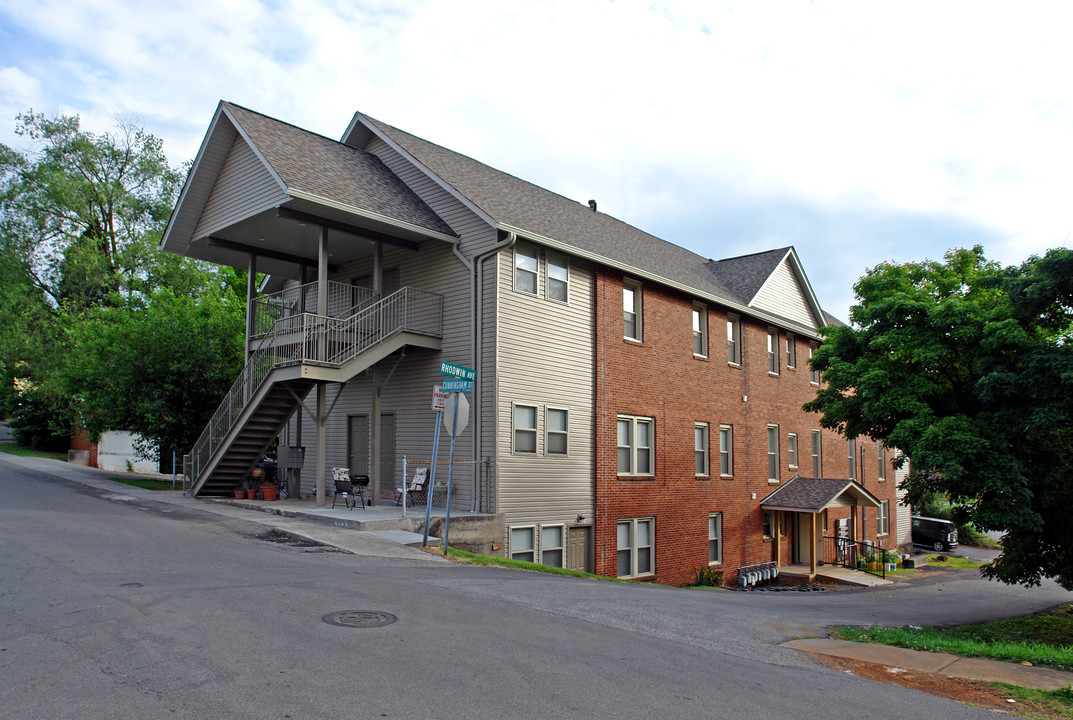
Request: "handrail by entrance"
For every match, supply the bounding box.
[822,536,896,579]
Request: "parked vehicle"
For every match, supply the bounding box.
[912,515,959,551]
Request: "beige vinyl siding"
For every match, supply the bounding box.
[367,136,498,257]
[895,460,912,548]
[495,248,594,528]
[193,137,289,241]
[750,258,821,329]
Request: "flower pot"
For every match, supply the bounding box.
[233,489,245,499]
[246,489,257,500]
[261,486,277,501]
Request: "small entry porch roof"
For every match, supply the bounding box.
[760,474,882,514]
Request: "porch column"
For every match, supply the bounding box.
[774,512,782,564]
[370,239,383,505]
[317,227,328,316]
[316,382,326,508]
[245,253,257,358]
[809,513,819,575]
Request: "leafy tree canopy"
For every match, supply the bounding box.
[805,246,1073,588]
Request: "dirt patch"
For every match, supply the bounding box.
[811,655,1067,718]
[253,529,349,553]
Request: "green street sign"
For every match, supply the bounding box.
[440,361,476,381]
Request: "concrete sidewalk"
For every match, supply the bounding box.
[784,638,1073,691]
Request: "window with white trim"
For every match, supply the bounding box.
[617,518,654,578]
[877,501,890,536]
[514,245,538,295]
[767,328,779,374]
[719,425,733,476]
[513,404,537,453]
[708,513,723,564]
[541,525,564,567]
[623,279,642,341]
[546,253,569,303]
[786,332,796,368]
[695,422,709,476]
[763,510,774,539]
[727,315,741,365]
[847,438,857,480]
[767,424,780,482]
[692,304,707,357]
[787,432,798,469]
[510,526,535,561]
[546,407,568,456]
[877,440,887,481]
[811,429,822,477]
[617,415,653,475]
[809,343,820,384]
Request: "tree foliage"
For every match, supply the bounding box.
[805,246,1073,588]
[0,110,245,461]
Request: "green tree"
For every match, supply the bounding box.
[805,246,1073,588]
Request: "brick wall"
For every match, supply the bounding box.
[594,267,899,586]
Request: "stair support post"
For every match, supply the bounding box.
[316,381,327,508]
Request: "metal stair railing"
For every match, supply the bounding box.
[251,280,371,338]
[186,287,443,492]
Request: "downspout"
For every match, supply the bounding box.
[455,231,516,513]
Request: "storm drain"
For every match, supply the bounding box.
[321,610,397,628]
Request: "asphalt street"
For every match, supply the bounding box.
[2,451,1069,719]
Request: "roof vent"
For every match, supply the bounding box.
[588,199,597,212]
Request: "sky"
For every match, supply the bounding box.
[1,0,1071,321]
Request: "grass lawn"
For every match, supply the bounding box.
[109,477,178,491]
[429,547,630,582]
[835,603,1073,672]
[925,554,987,571]
[0,442,67,461]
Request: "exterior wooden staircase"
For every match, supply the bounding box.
[184,286,443,496]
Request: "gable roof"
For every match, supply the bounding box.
[349,113,831,333]
[760,475,881,513]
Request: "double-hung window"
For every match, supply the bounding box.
[514,245,538,295]
[546,407,568,456]
[727,315,741,365]
[510,526,535,561]
[623,279,642,341]
[719,425,733,476]
[809,343,820,384]
[513,404,537,453]
[617,518,654,578]
[786,333,796,368]
[695,423,709,476]
[767,425,780,482]
[541,525,564,566]
[546,253,569,303]
[811,429,822,477]
[877,501,890,536]
[767,328,779,374]
[708,513,723,564]
[617,415,653,475]
[692,304,707,357]
[787,432,799,469]
[847,438,857,480]
[877,440,887,480]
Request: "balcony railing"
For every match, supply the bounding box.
[186,287,443,492]
[251,281,374,337]
[822,536,897,579]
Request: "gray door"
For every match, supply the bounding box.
[347,415,369,476]
[379,413,396,499]
[567,526,592,573]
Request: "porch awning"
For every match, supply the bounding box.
[760,474,882,514]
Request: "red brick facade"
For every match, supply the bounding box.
[594,267,900,586]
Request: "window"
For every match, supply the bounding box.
[877,501,890,536]
[692,304,707,357]
[767,425,780,482]
[617,415,653,475]
[763,511,773,539]
[811,429,822,477]
[695,423,709,476]
[727,315,741,365]
[546,253,569,303]
[541,525,564,566]
[877,440,887,480]
[514,245,538,295]
[786,332,796,368]
[708,513,722,564]
[787,432,798,469]
[546,407,568,456]
[847,438,857,480]
[767,328,779,374]
[623,279,642,341]
[809,343,820,384]
[617,518,654,578]
[510,526,535,561]
[513,404,537,453]
[719,425,733,476]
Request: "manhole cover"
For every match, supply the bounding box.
[321,610,397,628]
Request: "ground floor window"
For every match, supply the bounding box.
[510,525,565,566]
[617,518,654,578]
[510,526,535,561]
[877,501,889,536]
[541,525,564,567]
[708,513,722,564]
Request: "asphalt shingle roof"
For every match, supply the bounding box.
[225,103,454,237]
[761,475,878,512]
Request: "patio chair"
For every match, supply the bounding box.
[331,467,367,510]
[395,467,428,506]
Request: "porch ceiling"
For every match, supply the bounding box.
[760,474,882,513]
